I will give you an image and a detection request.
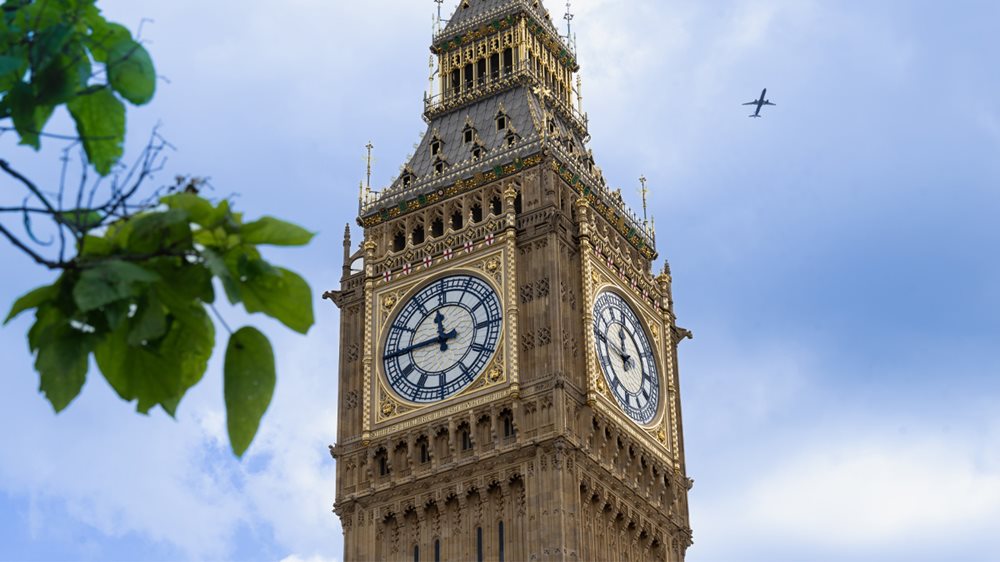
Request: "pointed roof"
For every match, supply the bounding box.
[442,0,559,38]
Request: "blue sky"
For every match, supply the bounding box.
[1,1,999,561]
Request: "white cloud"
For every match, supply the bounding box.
[691,421,1000,561]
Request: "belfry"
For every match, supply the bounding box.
[327,0,694,559]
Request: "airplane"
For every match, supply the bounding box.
[743,88,776,118]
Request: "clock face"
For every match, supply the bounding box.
[382,274,503,403]
[592,290,660,425]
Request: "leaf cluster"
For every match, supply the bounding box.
[1,0,156,174]
[6,193,316,456]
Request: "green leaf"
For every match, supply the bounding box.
[32,42,91,106]
[224,327,275,457]
[203,247,241,304]
[56,209,103,233]
[0,53,26,91]
[67,86,125,175]
[34,322,91,412]
[149,260,215,313]
[5,281,59,324]
[8,81,54,149]
[241,217,315,247]
[86,21,130,63]
[73,260,159,312]
[30,22,72,73]
[95,304,214,414]
[127,293,167,346]
[240,266,314,334]
[106,39,154,105]
[124,209,193,255]
[161,193,224,227]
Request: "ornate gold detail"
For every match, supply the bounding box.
[485,257,501,274]
[591,270,601,285]
[657,428,667,443]
[383,295,397,311]
[380,398,397,418]
[649,323,659,342]
[487,364,503,383]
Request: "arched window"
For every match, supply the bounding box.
[490,196,502,216]
[412,224,425,245]
[431,216,444,237]
[375,448,389,477]
[413,545,419,562]
[498,521,505,562]
[513,193,522,214]
[476,526,483,562]
[471,203,483,223]
[451,210,463,231]
[393,231,406,252]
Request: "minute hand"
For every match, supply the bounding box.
[385,331,457,360]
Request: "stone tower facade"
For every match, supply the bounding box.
[326,1,694,560]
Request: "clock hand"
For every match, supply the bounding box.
[617,328,633,368]
[385,328,458,360]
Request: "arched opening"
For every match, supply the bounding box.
[431,216,444,237]
[451,210,464,231]
[412,224,425,245]
[471,203,483,223]
[393,231,406,252]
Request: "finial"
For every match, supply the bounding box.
[434,0,445,29]
[639,175,649,226]
[365,141,375,190]
[358,181,364,205]
[563,0,574,41]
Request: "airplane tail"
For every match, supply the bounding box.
[749,114,761,118]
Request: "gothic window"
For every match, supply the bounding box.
[471,203,483,223]
[502,48,513,75]
[490,196,502,216]
[548,118,557,135]
[513,193,522,214]
[463,124,476,144]
[490,52,500,80]
[393,230,406,252]
[459,423,473,451]
[496,111,508,131]
[498,521,505,562]
[431,137,442,156]
[471,143,485,160]
[500,409,516,439]
[476,526,483,562]
[418,437,431,464]
[434,539,441,562]
[414,545,419,562]
[451,210,463,230]
[401,171,414,188]
[505,131,518,147]
[477,58,487,86]
[375,448,389,477]
[412,224,425,245]
[431,216,444,237]
[450,68,460,96]
[464,62,473,90]
[434,158,446,175]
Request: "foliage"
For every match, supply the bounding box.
[0,0,316,457]
[0,0,156,174]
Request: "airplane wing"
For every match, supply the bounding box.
[764,101,776,106]
[742,101,758,106]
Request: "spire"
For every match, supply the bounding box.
[442,0,560,38]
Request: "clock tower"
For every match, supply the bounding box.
[327,1,694,560]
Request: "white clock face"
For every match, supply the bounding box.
[382,275,503,403]
[592,290,660,424]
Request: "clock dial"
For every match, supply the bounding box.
[383,274,503,403]
[592,290,660,424]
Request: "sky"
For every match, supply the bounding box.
[1,0,999,561]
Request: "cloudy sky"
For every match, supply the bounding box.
[1,0,999,561]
